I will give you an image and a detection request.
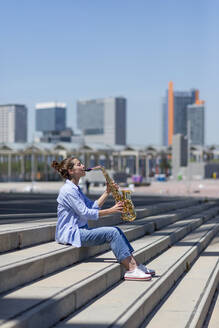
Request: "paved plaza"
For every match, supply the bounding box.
[135,179,219,198]
[0,179,219,199]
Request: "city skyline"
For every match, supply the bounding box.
[162,82,205,147]
[1,1,218,146]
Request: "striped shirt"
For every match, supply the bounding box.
[56,179,99,246]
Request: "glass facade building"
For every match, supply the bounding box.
[0,104,27,143]
[187,104,205,145]
[77,97,126,145]
[36,102,66,133]
[77,100,104,135]
[173,90,196,138]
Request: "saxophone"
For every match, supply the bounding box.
[86,166,136,222]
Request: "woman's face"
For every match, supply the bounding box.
[69,158,86,178]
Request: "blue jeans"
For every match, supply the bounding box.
[79,226,134,262]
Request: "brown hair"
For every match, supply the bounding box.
[51,157,77,179]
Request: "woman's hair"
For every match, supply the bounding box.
[51,157,77,179]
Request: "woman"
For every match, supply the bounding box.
[51,157,155,281]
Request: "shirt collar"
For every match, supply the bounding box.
[66,179,79,190]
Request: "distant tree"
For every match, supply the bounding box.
[159,152,171,174]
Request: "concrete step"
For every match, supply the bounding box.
[0,195,195,218]
[0,198,201,253]
[0,213,57,222]
[203,288,219,328]
[141,232,219,328]
[52,217,219,328]
[0,211,218,328]
[0,203,216,293]
[0,222,56,253]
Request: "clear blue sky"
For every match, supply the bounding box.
[1,0,218,145]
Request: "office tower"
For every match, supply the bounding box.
[172,134,188,179]
[187,103,205,145]
[162,82,205,146]
[77,97,126,145]
[36,102,66,132]
[0,104,27,143]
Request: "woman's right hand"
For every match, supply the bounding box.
[111,201,124,213]
[99,201,124,217]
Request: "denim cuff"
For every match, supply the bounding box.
[118,250,133,263]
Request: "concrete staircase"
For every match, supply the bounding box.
[0,198,219,328]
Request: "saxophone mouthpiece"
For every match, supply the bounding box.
[85,168,92,172]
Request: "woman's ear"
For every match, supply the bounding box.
[67,167,73,177]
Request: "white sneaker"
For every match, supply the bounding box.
[138,264,156,276]
[124,267,152,281]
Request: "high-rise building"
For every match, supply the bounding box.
[77,97,126,145]
[162,82,205,146]
[0,104,27,143]
[187,103,205,145]
[36,102,66,133]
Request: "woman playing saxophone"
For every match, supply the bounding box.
[51,157,155,281]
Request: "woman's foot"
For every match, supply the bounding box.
[124,267,152,281]
[138,264,156,276]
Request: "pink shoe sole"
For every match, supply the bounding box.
[124,276,152,281]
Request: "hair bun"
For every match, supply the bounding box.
[51,157,73,179]
[51,160,60,171]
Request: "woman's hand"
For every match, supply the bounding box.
[110,201,124,213]
[98,201,124,217]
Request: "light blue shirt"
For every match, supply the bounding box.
[56,179,99,247]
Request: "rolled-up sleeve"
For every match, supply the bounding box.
[64,192,99,221]
[92,200,100,209]
[83,194,100,210]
